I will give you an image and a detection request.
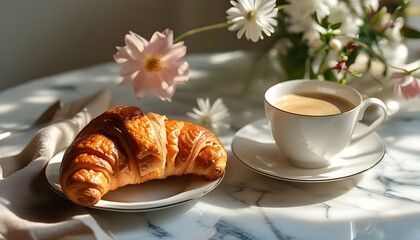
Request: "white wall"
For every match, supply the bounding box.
[0,0,270,91]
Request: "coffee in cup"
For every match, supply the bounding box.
[274,92,355,116]
[264,80,387,168]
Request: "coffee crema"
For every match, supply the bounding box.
[274,92,355,116]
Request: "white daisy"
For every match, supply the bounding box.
[283,0,331,33]
[384,17,404,43]
[283,0,333,49]
[226,0,278,42]
[329,1,363,39]
[187,98,230,131]
[363,0,379,13]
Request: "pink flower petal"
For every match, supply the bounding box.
[146,35,169,57]
[114,30,190,101]
[161,44,187,62]
[162,29,174,45]
[394,75,420,99]
[120,76,134,87]
[393,82,401,96]
[132,72,147,99]
[174,61,190,84]
[119,61,140,77]
[149,30,166,44]
[390,71,406,79]
[161,62,182,82]
[124,32,148,60]
[113,46,130,63]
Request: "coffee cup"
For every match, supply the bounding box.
[264,79,387,168]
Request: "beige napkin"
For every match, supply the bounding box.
[0,89,114,239]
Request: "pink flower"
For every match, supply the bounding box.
[392,73,420,99]
[331,60,347,73]
[113,29,189,101]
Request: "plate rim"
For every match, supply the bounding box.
[231,119,385,183]
[45,150,224,212]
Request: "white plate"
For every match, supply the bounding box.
[45,151,223,212]
[231,119,385,183]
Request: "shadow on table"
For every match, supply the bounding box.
[88,197,222,239]
[220,154,363,208]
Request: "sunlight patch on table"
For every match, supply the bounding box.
[0,103,16,114]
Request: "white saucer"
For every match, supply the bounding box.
[231,119,385,183]
[45,151,223,212]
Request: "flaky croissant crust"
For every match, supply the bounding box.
[59,106,227,206]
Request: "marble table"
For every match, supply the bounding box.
[1,51,420,239]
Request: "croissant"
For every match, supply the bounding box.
[59,106,227,206]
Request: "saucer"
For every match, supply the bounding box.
[231,119,385,183]
[45,151,223,212]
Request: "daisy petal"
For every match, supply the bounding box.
[186,98,230,131]
[227,0,278,42]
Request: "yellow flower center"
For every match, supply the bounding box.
[246,11,256,20]
[145,56,162,72]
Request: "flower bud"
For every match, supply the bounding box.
[329,39,342,52]
[374,12,391,32]
[331,29,341,35]
[347,44,357,51]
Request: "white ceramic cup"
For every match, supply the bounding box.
[264,79,387,168]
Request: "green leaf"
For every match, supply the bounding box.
[402,25,420,38]
[321,15,329,28]
[311,12,320,24]
[323,69,337,82]
[330,22,342,30]
[346,47,361,66]
[276,43,308,80]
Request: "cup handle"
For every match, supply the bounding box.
[350,98,387,143]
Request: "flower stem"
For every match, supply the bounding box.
[408,66,420,74]
[389,65,420,74]
[276,4,288,10]
[389,65,407,72]
[174,22,230,43]
[316,48,330,77]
